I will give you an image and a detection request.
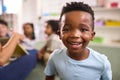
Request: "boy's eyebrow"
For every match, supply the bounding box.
[79,22,92,27]
[79,24,93,31]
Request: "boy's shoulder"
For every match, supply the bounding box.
[89,48,108,63]
[50,48,66,58]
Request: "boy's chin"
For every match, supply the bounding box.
[68,49,83,54]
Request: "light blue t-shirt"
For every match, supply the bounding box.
[44,48,112,80]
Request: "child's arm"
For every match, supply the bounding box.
[45,75,55,80]
[37,45,47,59]
[0,33,24,66]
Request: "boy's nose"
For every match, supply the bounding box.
[70,29,81,38]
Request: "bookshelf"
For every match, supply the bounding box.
[90,7,120,48]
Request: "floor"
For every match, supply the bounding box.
[25,61,59,80]
[25,41,59,80]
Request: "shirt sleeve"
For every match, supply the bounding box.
[44,53,56,76]
[101,55,112,80]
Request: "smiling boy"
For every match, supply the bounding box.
[44,2,112,80]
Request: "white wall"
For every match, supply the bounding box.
[4,0,119,32]
[21,0,45,40]
[3,0,22,32]
[22,0,37,23]
[4,0,120,39]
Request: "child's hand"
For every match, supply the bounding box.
[12,33,25,43]
[17,33,25,41]
[37,52,43,60]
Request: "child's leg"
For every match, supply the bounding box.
[27,49,38,55]
[43,52,50,65]
[0,54,37,80]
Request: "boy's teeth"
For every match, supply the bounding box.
[70,42,79,45]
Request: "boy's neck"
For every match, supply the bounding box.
[67,48,89,61]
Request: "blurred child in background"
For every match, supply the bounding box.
[22,23,38,55]
[0,20,37,80]
[23,23,35,40]
[38,20,64,65]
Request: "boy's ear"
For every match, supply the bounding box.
[91,32,95,41]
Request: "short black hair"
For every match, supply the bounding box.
[60,2,95,30]
[0,19,8,27]
[46,20,60,34]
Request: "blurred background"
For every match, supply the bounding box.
[0,0,120,80]
[0,0,120,43]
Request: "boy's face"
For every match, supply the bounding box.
[0,24,8,37]
[60,11,95,54]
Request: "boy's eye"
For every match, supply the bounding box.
[62,25,71,32]
[80,28,88,32]
[79,24,90,32]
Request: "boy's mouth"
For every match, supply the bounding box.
[67,41,82,49]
